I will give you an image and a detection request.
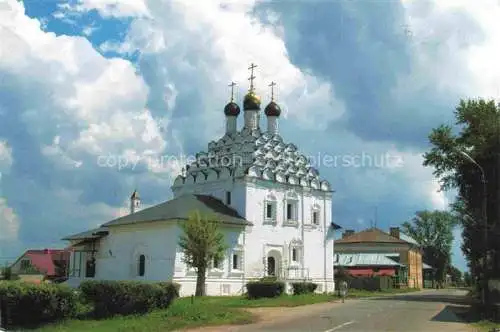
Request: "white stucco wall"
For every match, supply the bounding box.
[67,175,336,295]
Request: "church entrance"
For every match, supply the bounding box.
[266,249,282,278]
[267,257,276,276]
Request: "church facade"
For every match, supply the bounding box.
[63,65,340,296]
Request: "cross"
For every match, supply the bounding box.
[403,24,413,38]
[269,81,277,101]
[248,63,257,92]
[228,81,237,102]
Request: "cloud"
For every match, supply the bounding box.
[3,0,497,272]
[0,140,13,175]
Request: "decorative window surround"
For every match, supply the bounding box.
[229,246,244,276]
[284,191,299,226]
[263,193,278,225]
[289,240,303,268]
[208,256,225,276]
[311,204,321,227]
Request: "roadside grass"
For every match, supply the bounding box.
[33,288,420,332]
[472,320,500,332]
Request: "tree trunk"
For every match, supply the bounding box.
[195,266,207,296]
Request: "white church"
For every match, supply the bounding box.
[63,64,341,296]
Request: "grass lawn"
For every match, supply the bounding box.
[471,320,500,331]
[34,288,420,332]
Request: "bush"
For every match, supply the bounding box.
[0,281,77,328]
[291,282,318,295]
[246,279,285,299]
[79,280,180,317]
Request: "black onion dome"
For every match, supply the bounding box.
[243,92,261,110]
[264,101,281,116]
[224,102,240,116]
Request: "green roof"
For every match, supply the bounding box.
[334,253,404,267]
[62,195,251,241]
[102,194,251,227]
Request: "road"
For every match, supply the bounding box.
[200,289,476,332]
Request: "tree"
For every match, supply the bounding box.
[423,99,500,287]
[448,265,462,285]
[463,271,473,287]
[178,210,227,296]
[402,210,457,288]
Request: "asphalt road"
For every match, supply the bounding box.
[235,289,475,332]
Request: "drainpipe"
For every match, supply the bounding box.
[301,189,305,279]
[323,192,327,291]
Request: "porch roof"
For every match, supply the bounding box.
[334,253,404,267]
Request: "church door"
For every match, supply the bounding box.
[267,256,276,276]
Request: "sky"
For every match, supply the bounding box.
[1,0,500,272]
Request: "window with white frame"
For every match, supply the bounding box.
[212,256,223,270]
[264,193,277,222]
[231,249,243,271]
[70,251,83,277]
[312,204,321,225]
[285,192,299,222]
[289,240,302,265]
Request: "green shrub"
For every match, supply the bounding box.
[79,280,180,317]
[246,280,285,299]
[0,281,77,328]
[291,282,318,295]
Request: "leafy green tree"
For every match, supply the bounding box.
[423,99,500,285]
[463,271,473,287]
[178,210,227,296]
[448,265,462,285]
[402,210,457,288]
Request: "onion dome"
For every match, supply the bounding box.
[130,190,140,199]
[243,91,261,110]
[264,101,281,117]
[224,102,240,116]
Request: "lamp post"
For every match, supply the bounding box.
[458,150,489,309]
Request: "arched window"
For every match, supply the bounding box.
[138,254,146,277]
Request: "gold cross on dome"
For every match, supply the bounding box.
[248,63,257,92]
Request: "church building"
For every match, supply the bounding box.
[62,64,341,296]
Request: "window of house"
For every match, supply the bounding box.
[264,194,277,222]
[286,201,297,221]
[226,191,231,205]
[70,251,82,277]
[312,211,319,225]
[266,203,273,219]
[213,256,223,270]
[138,254,146,277]
[232,253,240,270]
[85,258,96,278]
[292,248,298,262]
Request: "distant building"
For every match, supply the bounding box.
[334,227,423,289]
[9,249,70,283]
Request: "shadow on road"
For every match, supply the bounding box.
[430,305,471,323]
[369,292,472,306]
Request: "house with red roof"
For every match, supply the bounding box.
[9,248,70,283]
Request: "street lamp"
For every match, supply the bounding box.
[458,150,488,309]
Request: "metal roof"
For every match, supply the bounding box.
[101,194,251,227]
[399,232,419,245]
[334,253,404,267]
